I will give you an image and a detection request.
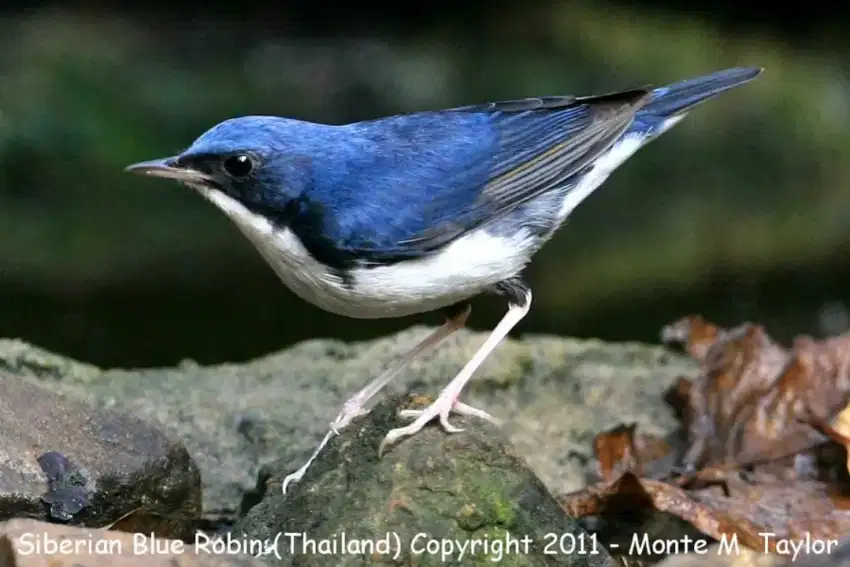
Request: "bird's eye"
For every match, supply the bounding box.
[222,154,255,179]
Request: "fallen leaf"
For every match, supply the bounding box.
[834,405,850,474]
[592,422,681,483]
[568,316,850,561]
[661,315,725,366]
[658,315,850,480]
[593,423,641,482]
[681,321,790,470]
[560,471,850,554]
[663,377,693,428]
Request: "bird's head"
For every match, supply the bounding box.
[124,116,311,215]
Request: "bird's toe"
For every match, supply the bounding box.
[281,465,308,494]
[438,410,465,433]
[452,401,500,425]
[397,408,426,420]
[379,425,418,457]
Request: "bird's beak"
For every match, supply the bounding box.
[124,157,210,183]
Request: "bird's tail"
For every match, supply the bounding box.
[641,67,762,118]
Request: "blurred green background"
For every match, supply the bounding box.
[3,2,850,368]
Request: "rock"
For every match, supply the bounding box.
[0,518,269,566]
[235,393,615,567]
[0,370,200,538]
[0,330,693,523]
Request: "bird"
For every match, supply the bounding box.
[125,66,762,494]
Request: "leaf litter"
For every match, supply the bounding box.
[559,315,850,565]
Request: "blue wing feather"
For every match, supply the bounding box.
[296,89,650,264]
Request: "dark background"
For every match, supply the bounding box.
[3,2,849,368]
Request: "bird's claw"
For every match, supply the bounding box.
[397,407,464,433]
[441,412,465,433]
[284,398,374,494]
[281,465,308,495]
[281,429,337,495]
[379,397,496,457]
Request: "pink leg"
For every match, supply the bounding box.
[380,291,531,456]
[282,305,471,494]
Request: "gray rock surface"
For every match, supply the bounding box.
[0,328,694,521]
[236,393,615,567]
[0,369,200,538]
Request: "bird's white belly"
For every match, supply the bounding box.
[198,188,536,319]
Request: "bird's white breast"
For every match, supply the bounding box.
[196,187,537,319]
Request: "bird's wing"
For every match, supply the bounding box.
[403,89,652,250]
[301,88,652,267]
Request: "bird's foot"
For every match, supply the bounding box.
[281,430,334,494]
[282,399,370,494]
[398,400,498,423]
[377,289,529,457]
[378,392,499,456]
[280,461,309,495]
[282,310,477,495]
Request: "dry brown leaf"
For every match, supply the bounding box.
[663,376,693,428]
[567,316,850,560]
[834,404,850,474]
[592,422,679,483]
[560,471,850,555]
[691,474,850,542]
[682,321,789,469]
[661,315,725,365]
[559,472,766,550]
[594,423,641,482]
[659,315,850,478]
[804,413,850,477]
[833,405,850,438]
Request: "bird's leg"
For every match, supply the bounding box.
[281,304,470,494]
[330,303,471,434]
[379,289,532,456]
